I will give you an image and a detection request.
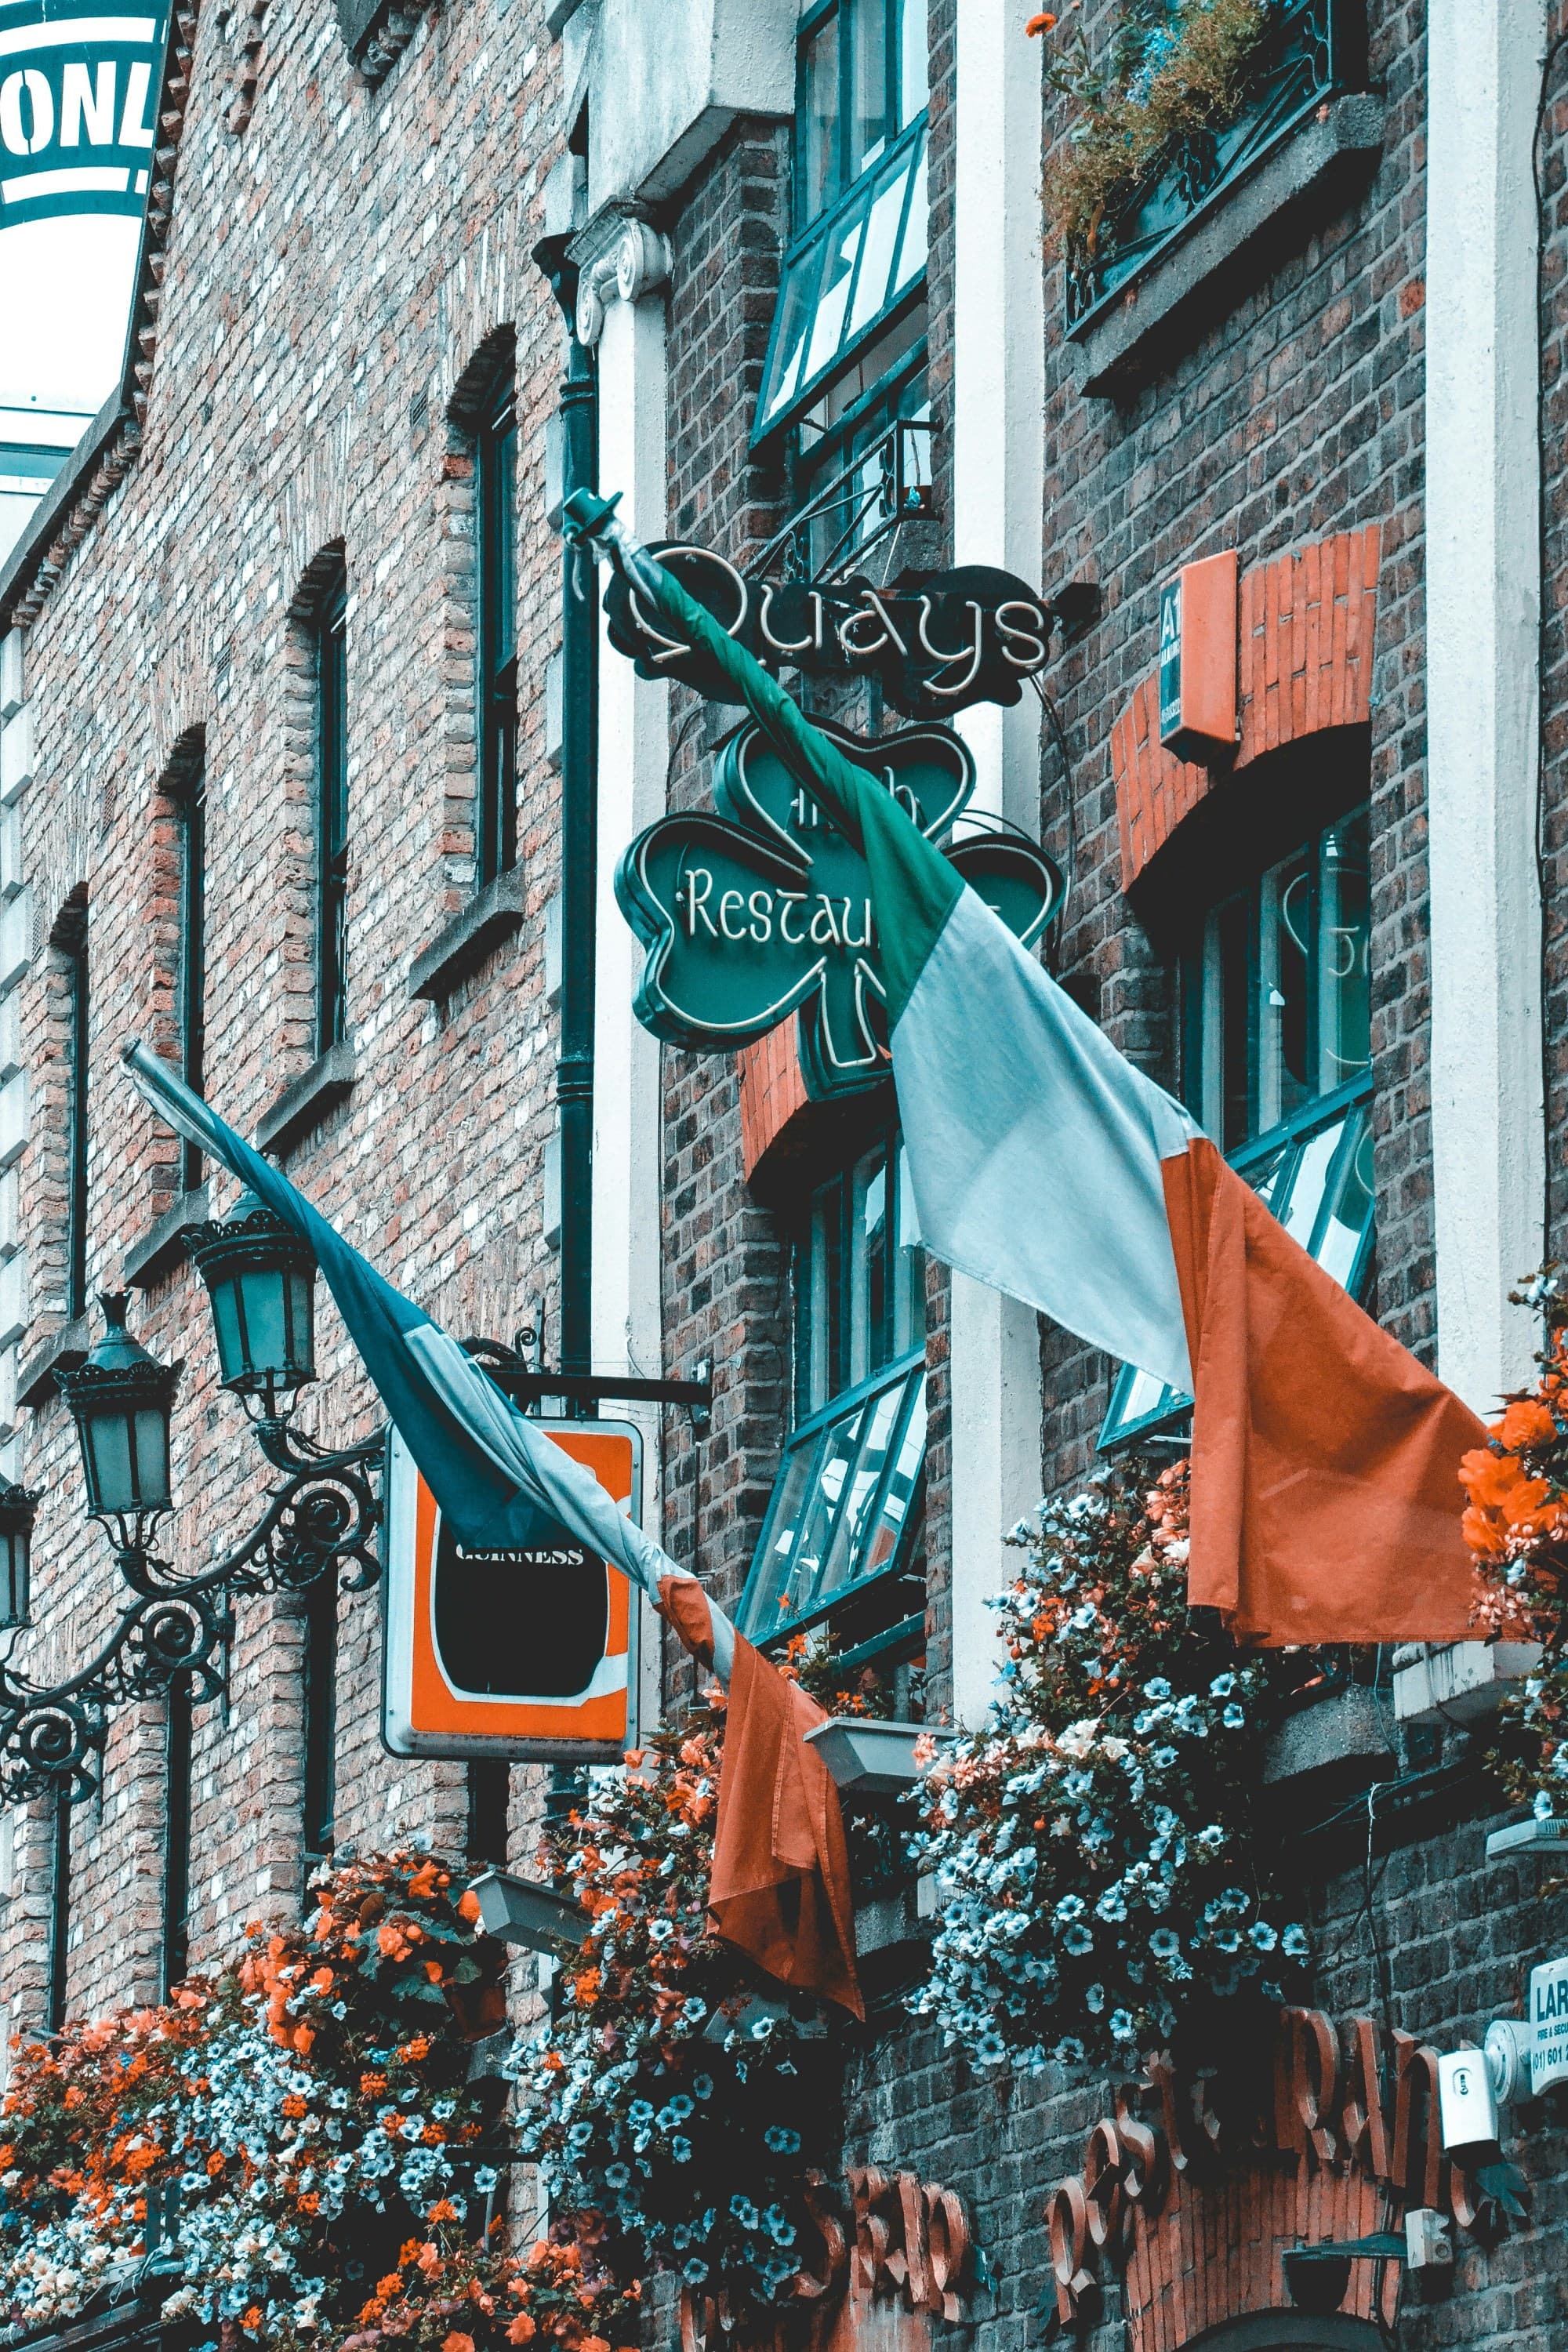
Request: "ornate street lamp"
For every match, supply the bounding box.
[57,1294,181,1540]
[186,1192,317,1415]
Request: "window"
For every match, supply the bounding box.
[61,918,89,1323]
[797,307,931,575]
[176,764,206,1193]
[162,1679,193,1996]
[474,374,518,886]
[302,1580,337,1859]
[314,567,349,1054]
[1099,809,1374,1450]
[739,1131,927,1650]
[754,0,929,445]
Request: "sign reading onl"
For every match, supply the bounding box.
[1529,1951,1568,2094]
[0,0,169,226]
[381,1422,642,1765]
[615,718,1065,1097]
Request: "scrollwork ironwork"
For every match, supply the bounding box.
[0,1422,384,1804]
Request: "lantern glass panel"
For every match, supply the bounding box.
[0,1524,27,1628]
[209,1276,247,1389]
[85,1409,135,1517]
[133,1407,173,1511]
[288,1269,316,1384]
[238,1265,289,1385]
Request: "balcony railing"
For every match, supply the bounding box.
[750,415,936,589]
[1064,0,1367,335]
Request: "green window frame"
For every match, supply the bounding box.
[474,372,518,886]
[1099,808,1374,1452]
[753,0,929,448]
[739,1129,927,1647]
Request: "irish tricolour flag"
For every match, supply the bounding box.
[568,491,1486,1646]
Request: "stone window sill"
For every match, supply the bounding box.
[18,1312,90,1407]
[1071,94,1385,400]
[1261,1682,1394,1803]
[255,1041,357,1160]
[124,1185,209,1291]
[1392,1639,1541,1730]
[408,868,528,1005]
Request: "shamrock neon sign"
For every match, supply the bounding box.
[614,719,1065,1098]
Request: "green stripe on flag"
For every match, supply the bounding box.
[630,552,963,1026]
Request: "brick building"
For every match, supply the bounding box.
[1,0,1566,2347]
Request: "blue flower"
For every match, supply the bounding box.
[692,2074,715,2099]
[670,2136,693,2162]
[1281,1924,1309,1957]
[1143,1678,1171,1700]
[474,2166,499,2194]
[731,2195,761,2229]
[1109,2009,1137,2042]
[1222,1704,1246,1729]
[1209,1672,1237,1697]
[1062,1923,1094,1956]
[1152,1746,1178,1769]
[764,2125,801,2154]
[682,2259,710,2286]
[605,2162,631,2189]
[1248,1922,1278,1952]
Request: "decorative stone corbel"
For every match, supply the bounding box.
[575,219,673,347]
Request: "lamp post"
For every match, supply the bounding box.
[0,1216,385,1806]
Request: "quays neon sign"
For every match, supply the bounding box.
[615,718,1064,1098]
[0,0,169,223]
[604,543,1063,721]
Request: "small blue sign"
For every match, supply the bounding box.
[1157,577,1182,744]
[0,0,169,227]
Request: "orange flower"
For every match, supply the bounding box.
[242,2311,263,2334]
[426,2198,461,2223]
[424,1959,445,1984]
[443,2334,476,2352]
[309,1966,335,1995]
[292,2024,315,2056]
[206,2152,227,2176]
[507,2319,537,2344]
[281,2095,307,2120]
[378,1923,412,1960]
[1025,10,1057,29]
[377,2275,405,2300]
[1497,1396,1558,1453]
[361,2072,389,2097]
[457,1889,482,1923]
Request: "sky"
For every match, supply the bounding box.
[0,212,142,413]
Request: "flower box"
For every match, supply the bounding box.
[468,1867,590,1955]
[802,1716,956,1795]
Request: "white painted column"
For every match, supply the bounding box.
[591,289,670,1733]
[947,3,1047,1730]
[0,633,30,1478]
[1426,0,1546,1417]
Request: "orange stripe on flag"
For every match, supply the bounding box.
[1161,1138,1486,1644]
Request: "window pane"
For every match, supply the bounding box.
[850,0,892,179]
[1258,847,1312,1133]
[800,7,841,222]
[742,1435,830,1636]
[1317,810,1370,1094]
[851,1144,888,1383]
[806,205,866,383]
[891,126,927,294]
[1311,1107,1375,1287]
[847,150,912,337]
[897,0,927,125]
[892,1142,924,1356]
[857,1371,926,1583]
[804,1178,842,1415]
[816,1375,905,1599]
[759,244,824,429]
[778,1408,866,1624]
[1276,1114,1346,1253]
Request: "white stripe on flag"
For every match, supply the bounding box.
[891,886,1198,1396]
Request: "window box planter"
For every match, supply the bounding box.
[467,1867,590,1956]
[1066,0,1379,397]
[803,1715,956,1795]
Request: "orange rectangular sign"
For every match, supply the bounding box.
[380,1421,642,1763]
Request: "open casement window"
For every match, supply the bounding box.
[753,0,929,448]
[739,1131,927,1667]
[1099,808,1374,1451]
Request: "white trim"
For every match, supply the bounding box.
[947,0,1047,1729]
[1425,0,1548,1414]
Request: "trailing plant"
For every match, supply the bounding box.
[509,1696,841,2325]
[1461,1269,1568,1822]
[0,1851,640,2352]
[1031,0,1276,260]
[908,1461,1311,2074]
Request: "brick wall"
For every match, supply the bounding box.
[0,0,568,2022]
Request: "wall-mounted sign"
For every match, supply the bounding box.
[0,0,169,225]
[615,719,1064,1098]
[381,1421,641,1765]
[1529,1952,1568,2093]
[604,543,1069,720]
[1156,549,1238,761]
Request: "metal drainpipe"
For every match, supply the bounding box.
[534,238,597,1388]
